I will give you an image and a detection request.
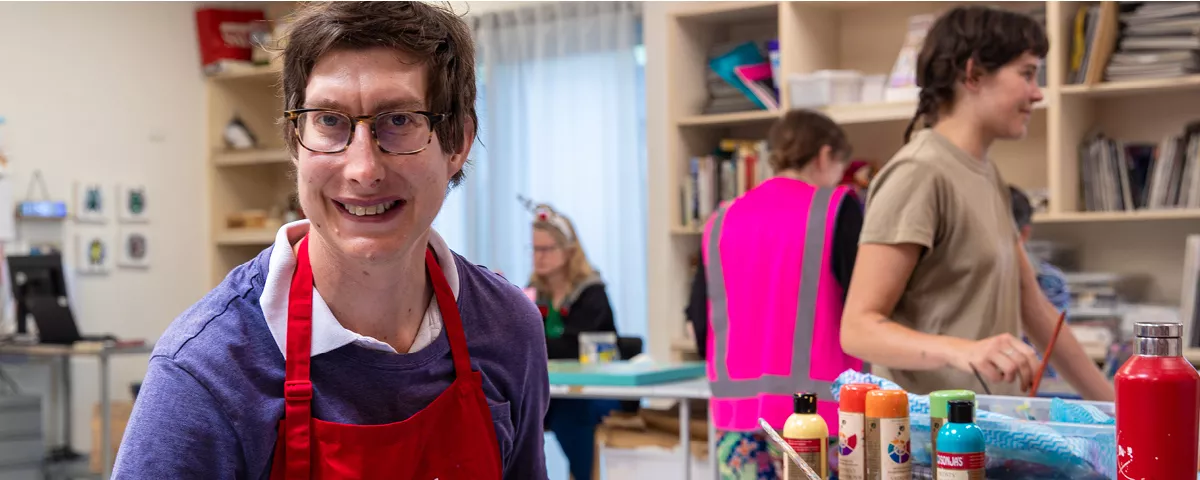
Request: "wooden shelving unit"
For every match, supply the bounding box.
[651,1,1200,358]
[203,5,297,286]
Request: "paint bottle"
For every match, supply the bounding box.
[838,383,879,480]
[783,392,828,479]
[1115,322,1200,479]
[935,400,985,479]
[865,389,911,480]
[928,390,975,478]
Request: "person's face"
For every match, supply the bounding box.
[532,228,567,277]
[811,145,849,188]
[295,47,470,262]
[972,52,1044,140]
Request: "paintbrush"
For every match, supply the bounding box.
[1029,310,1067,397]
[757,418,822,480]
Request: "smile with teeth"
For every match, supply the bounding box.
[337,200,400,216]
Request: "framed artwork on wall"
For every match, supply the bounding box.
[75,230,112,274]
[73,181,107,223]
[118,228,150,269]
[118,183,148,223]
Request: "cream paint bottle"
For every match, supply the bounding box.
[782,392,828,479]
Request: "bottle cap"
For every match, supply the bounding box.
[929,390,975,418]
[794,392,818,414]
[865,389,908,418]
[839,384,880,413]
[1135,322,1182,339]
[947,400,975,424]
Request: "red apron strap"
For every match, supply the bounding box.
[284,235,315,480]
[425,248,472,378]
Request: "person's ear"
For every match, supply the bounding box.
[448,117,475,178]
[816,145,834,168]
[963,57,985,92]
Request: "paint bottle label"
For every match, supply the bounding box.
[785,438,823,479]
[930,416,945,477]
[838,411,866,480]
[866,416,911,480]
[936,452,984,479]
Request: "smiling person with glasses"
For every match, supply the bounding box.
[112,3,550,479]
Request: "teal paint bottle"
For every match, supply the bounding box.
[928,390,975,478]
[934,400,985,479]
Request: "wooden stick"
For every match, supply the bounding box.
[1029,310,1067,397]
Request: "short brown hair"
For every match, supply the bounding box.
[280,1,477,187]
[904,6,1048,143]
[767,109,851,172]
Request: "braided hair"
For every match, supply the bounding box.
[903,5,1049,143]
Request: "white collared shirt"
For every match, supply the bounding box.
[258,220,459,358]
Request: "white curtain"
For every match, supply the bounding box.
[436,2,647,344]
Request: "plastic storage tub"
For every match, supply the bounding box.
[788,70,862,109]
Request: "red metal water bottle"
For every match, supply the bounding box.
[1115,322,1200,479]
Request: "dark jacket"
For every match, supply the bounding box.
[535,274,617,360]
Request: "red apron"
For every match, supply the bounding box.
[268,235,503,480]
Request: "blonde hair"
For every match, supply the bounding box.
[528,206,597,296]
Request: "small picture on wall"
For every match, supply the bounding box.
[73,181,107,223]
[118,228,150,269]
[118,184,148,223]
[75,231,112,275]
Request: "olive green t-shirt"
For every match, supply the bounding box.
[860,128,1023,396]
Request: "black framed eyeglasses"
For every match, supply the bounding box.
[283,108,449,155]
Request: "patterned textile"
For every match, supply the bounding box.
[716,431,781,480]
[1035,260,1071,311]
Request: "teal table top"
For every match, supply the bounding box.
[547,360,706,387]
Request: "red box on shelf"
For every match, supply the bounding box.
[195,8,266,69]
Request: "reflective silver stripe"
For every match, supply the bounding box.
[707,188,838,400]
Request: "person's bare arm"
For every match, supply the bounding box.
[841,243,967,370]
[842,243,1043,389]
[1016,245,1115,401]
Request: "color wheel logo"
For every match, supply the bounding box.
[839,433,856,456]
[887,439,910,464]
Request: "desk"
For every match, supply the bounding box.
[548,361,713,480]
[0,342,152,480]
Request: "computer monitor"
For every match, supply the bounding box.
[8,254,69,335]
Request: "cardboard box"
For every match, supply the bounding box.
[90,401,133,474]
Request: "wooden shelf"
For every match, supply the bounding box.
[1034,209,1200,224]
[212,148,291,166]
[671,1,777,23]
[1060,75,1200,98]
[677,109,780,128]
[215,228,277,246]
[671,225,704,236]
[207,64,281,83]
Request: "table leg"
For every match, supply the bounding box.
[100,353,112,480]
[708,403,717,480]
[680,399,691,480]
[62,356,72,452]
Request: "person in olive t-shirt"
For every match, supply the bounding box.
[839,6,1113,401]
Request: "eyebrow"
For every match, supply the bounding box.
[303,98,428,113]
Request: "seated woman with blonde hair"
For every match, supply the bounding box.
[527,203,620,480]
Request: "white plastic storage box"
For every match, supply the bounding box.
[859,74,887,104]
[788,70,863,109]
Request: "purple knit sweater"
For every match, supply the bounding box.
[112,245,550,479]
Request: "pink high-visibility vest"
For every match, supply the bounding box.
[702,178,863,434]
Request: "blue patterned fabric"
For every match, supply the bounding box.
[1036,260,1071,311]
[830,370,1114,478]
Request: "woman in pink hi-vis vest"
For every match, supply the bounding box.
[687,110,866,479]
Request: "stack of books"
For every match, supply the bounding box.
[1077,121,1200,212]
[703,40,779,114]
[679,139,773,229]
[1108,2,1200,81]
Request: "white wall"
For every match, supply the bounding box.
[0,1,207,452]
